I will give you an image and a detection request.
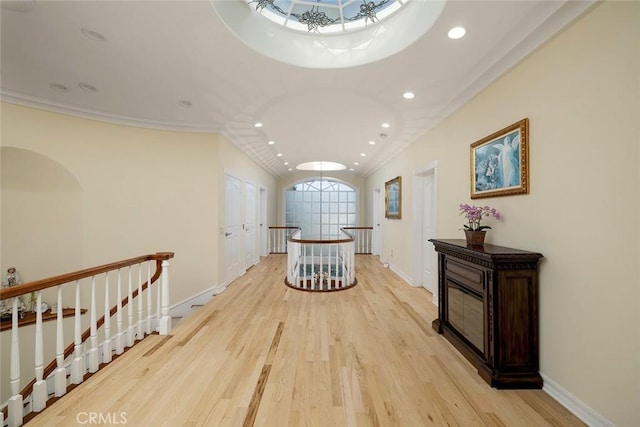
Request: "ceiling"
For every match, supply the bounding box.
[0,0,593,177]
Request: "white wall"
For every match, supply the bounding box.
[1,103,277,401]
[366,2,639,425]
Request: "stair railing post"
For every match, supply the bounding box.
[103,273,112,364]
[158,259,171,335]
[54,285,66,396]
[88,276,99,373]
[8,297,23,427]
[32,291,47,412]
[71,280,84,384]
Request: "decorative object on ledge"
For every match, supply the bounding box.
[459,203,501,246]
[429,239,543,389]
[470,118,529,199]
[0,267,27,318]
[385,176,401,219]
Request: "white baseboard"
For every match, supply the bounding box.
[169,284,220,320]
[541,373,614,427]
[388,262,415,287]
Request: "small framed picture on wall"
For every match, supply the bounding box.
[385,176,402,219]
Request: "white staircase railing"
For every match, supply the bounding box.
[341,227,373,254]
[268,226,300,253]
[286,228,356,291]
[0,252,174,426]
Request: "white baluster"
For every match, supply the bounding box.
[115,269,124,355]
[366,229,371,253]
[127,266,134,347]
[137,263,144,340]
[146,261,153,334]
[103,273,112,364]
[33,291,47,412]
[158,259,172,335]
[71,280,84,384]
[320,244,325,289]
[55,285,66,397]
[350,241,355,284]
[8,297,23,427]
[156,262,162,332]
[341,243,346,288]
[88,276,99,373]
[311,244,315,290]
[333,243,340,288]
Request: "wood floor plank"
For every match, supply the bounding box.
[27,254,585,426]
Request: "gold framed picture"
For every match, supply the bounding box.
[470,118,529,199]
[385,176,401,219]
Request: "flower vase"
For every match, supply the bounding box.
[464,230,486,246]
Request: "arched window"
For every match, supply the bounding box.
[285,178,357,238]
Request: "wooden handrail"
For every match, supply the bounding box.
[0,252,174,414]
[0,252,174,300]
[341,226,373,230]
[286,227,355,245]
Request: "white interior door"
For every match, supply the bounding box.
[421,172,436,294]
[224,173,242,285]
[244,181,257,268]
[372,188,381,256]
[412,162,438,304]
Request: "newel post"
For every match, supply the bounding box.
[158,258,172,335]
[8,298,23,427]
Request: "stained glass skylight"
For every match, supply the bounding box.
[246,0,406,34]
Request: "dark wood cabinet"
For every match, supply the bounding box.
[430,239,543,389]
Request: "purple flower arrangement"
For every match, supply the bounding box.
[459,203,501,231]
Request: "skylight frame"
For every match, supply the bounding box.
[246,0,406,34]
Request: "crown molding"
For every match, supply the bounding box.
[1,89,222,134]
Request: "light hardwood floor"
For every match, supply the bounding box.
[29,255,584,426]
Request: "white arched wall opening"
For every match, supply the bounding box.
[412,161,438,305]
[0,146,84,280]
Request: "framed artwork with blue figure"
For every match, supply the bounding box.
[385,176,401,219]
[470,118,529,199]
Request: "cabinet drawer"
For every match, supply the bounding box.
[444,258,485,294]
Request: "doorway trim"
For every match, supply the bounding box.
[259,185,268,257]
[412,160,439,305]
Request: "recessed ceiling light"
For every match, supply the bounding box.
[350,168,354,171]
[353,162,359,165]
[403,92,415,99]
[284,162,289,165]
[267,140,275,145]
[276,153,283,157]
[288,168,293,171]
[178,99,192,108]
[80,28,106,42]
[254,122,263,128]
[360,153,366,157]
[381,122,390,128]
[369,140,376,145]
[448,26,466,40]
[79,82,98,93]
[49,83,69,92]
